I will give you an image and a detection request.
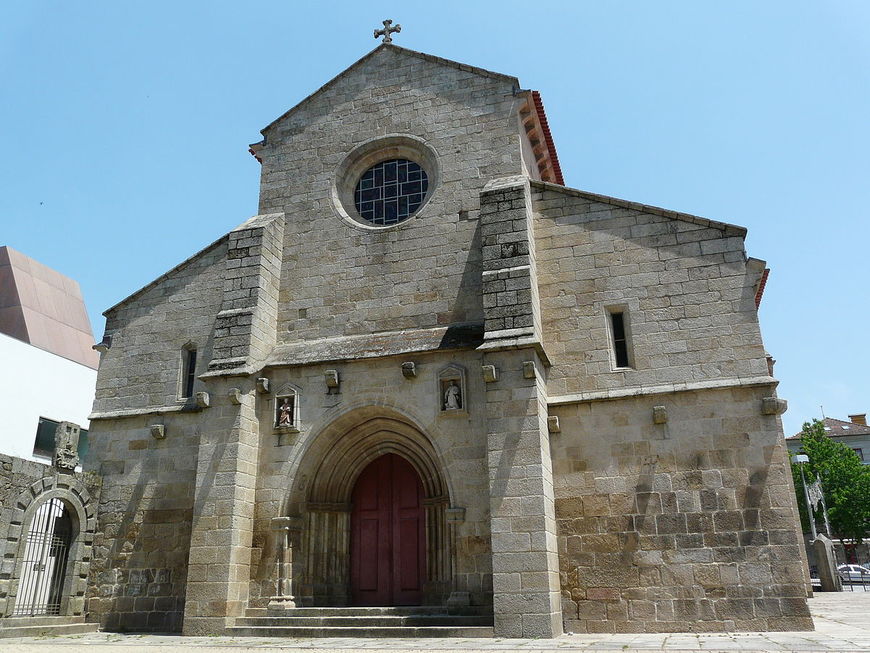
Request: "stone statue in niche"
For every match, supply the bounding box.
[53,421,80,471]
[275,396,295,428]
[443,380,462,411]
[437,365,466,416]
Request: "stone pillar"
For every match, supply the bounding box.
[482,350,562,637]
[813,534,842,592]
[182,386,259,634]
[478,176,562,638]
[267,516,302,613]
[445,507,469,612]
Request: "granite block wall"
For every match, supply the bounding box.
[531,183,769,397]
[84,414,198,632]
[93,241,227,415]
[549,386,812,633]
[256,46,528,342]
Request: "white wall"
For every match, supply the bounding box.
[0,332,97,461]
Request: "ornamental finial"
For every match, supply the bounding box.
[374,19,401,44]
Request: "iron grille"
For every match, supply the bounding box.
[12,498,72,616]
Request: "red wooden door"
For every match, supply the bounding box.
[350,453,425,605]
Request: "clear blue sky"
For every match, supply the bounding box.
[2,1,868,437]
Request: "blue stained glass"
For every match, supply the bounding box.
[354,159,429,226]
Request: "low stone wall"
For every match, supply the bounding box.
[0,454,100,618]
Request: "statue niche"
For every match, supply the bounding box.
[437,365,467,416]
[273,384,301,433]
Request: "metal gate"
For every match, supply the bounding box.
[12,498,72,616]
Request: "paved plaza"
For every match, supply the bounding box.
[2,593,869,652]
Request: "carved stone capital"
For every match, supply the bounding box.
[271,516,303,531]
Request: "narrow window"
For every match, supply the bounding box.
[610,311,630,368]
[854,448,864,462]
[182,348,197,398]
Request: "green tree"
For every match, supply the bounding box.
[790,419,870,557]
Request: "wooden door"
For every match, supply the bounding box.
[350,453,425,605]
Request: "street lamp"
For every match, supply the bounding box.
[794,454,817,540]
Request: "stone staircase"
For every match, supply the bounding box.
[0,615,100,638]
[227,605,494,638]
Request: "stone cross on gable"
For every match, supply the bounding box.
[374,19,401,44]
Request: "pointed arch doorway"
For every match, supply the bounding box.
[350,453,425,606]
[294,411,455,608]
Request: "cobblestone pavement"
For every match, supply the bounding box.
[3,593,869,653]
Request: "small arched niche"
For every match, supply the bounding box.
[437,364,467,416]
[273,383,302,433]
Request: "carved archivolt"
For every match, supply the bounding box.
[307,416,448,505]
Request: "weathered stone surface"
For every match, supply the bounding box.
[76,42,809,638]
[550,386,810,633]
[0,454,100,619]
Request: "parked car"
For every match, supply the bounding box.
[837,564,870,583]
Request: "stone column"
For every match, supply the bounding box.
[182,386,259,635]
[445,506,469,611]
[478,176,562,638]
[267,516,303,612]
[813,535,842,592]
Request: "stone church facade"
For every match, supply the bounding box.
[81,43,812,637]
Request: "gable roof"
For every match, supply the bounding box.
[786,417,870,440]
[530,180,748,236]
[531,91,564,185]
[259,43,520,136]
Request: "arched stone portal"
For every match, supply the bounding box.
[288,410,455,607]
[2,477,96,619]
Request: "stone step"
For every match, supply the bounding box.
[0,616,99,638]
[226,625,494,638]
[235,614,492,627]
[1,615,87,627]
[246,605,490,617]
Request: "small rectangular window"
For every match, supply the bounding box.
[183,348,197,398]
[610,311,630,368]
[854,448,864,462]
